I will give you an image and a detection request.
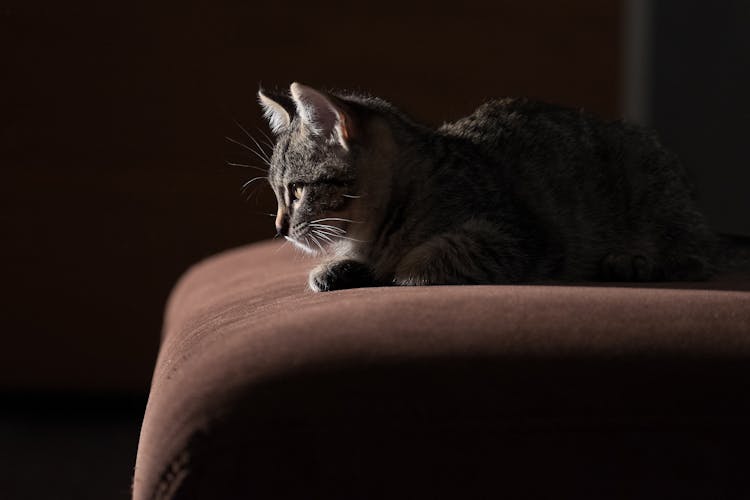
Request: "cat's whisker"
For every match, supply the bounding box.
[309,223,346,234]
[241,176,268,191]
[313,227,370,243]
[302,235,318,255]
[248,135,272,163]
[225,136,271,166]
[309,233,326,254]
[250,210,276,218]
[245,191,261,203]
[311,229,335,244]
[309,223,347,234]
[226,161,268,173]
[257,138,275,151]
[310,217,362,224]
[312,228,338,239]
[311,228,348,240]
[274,239,290,254]
[234,120,272,163]
[342,194,362,199]
[256,127,275,149]
[334,235,370,243]
[243,182,267,202]
[310,230,346,239]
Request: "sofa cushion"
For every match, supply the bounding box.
[134,240,750,499]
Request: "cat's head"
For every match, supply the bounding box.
[258,82,373,255]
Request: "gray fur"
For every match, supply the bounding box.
[258,83,717,291]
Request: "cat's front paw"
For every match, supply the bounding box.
[308,259,375,292]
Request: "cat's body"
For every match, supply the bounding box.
[257,83,716,291]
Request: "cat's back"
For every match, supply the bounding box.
[441,97,574,131]
[436,97,715,281]
[436,96,653,195]
[438,97,601,157]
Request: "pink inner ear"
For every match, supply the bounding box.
[339,113,350,141]
[292,83,343,138]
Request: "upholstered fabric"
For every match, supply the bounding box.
[134,240,750,499]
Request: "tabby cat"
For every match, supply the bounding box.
[256,82,716,292]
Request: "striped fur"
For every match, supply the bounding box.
[259,84,717,291]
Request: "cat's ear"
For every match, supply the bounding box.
[290,82,354,149]
[257,89,294,134]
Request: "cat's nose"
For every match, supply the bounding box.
[275,221,289,237]
[275,210,289,237]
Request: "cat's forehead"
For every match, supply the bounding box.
[270,126,329,182]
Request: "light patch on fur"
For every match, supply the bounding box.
[258,91,291,133]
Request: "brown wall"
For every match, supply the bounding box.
[1,1,623,392]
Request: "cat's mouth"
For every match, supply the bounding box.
[286,219,358,255]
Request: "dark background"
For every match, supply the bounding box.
[1,1,622,396]
[1,1,747,498]
[649,0,750,236]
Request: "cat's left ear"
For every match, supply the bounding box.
[290,82,355,149]
[258,89,295,134]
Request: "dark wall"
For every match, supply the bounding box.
[650,0,750,236]
[1,1,623,393]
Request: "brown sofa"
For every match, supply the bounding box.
[134,240,750,499]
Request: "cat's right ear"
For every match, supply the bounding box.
[258,89,294,134]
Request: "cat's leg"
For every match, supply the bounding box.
[658,215,717,281]
[601,213,716,282]
[599,249,716,282]
[599,238,715,282]
[393,219,525,286]
[308,259,375,292]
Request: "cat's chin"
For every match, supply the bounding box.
[285,236,323,256]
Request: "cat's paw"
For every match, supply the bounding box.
[308,259,374,292]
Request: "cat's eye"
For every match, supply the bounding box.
[290,183,304,202]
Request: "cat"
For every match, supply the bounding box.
[256,82,717,292]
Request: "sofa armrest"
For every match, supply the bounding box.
[134,241,750,499]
